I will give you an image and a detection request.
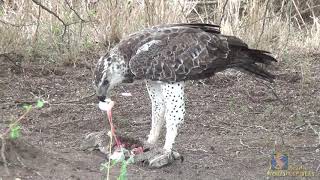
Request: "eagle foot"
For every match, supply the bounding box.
[134,148,183,168]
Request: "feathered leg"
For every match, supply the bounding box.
[145,80,165,144]
[146,81,185,167]
[136,81,184,168]
[162,81,185,152]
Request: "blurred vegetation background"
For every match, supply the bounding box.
[0,0,319,66]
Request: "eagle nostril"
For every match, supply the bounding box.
[98,96,106,102]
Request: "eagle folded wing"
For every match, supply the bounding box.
[128,27,229,82]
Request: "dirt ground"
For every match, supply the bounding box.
[0,53,320,180]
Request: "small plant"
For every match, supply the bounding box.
[0,99,45,175]
[9,123,21,139]
[1,99,44,140]
[100,140,135,180]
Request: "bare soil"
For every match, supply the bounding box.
[0,53,319,180]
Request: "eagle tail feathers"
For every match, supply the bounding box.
[228,48,277,82]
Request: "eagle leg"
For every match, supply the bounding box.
[162,81,185,152]
[146,80,166,145]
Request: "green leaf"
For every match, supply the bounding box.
[111,159,118,166]
[23,104,32,111]
[117,155,134,180]
[10,124,21,139]
[117,161,128,180]
[36,99,44,108]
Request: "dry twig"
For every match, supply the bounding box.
[291,0,306,28]
[31,0,68,37]
[49,93,95,105]
[260,81,295,114]
[0,137,10,175]
[219,0,229,26]
[64,0,86,22]
[256,0,271,48]
[307,120,320,145]
[0,107,32,139]
[0,19,36,27]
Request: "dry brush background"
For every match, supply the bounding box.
[0,0,319,62]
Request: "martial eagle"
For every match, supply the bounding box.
[93,23,276,167]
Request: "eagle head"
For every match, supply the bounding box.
[93,53,127,102]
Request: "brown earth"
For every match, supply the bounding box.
[0,53,319,180]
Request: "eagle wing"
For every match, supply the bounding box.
[121,25,229,82]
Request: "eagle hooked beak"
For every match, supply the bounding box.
[96,78,110,102]
[97,95,107,102]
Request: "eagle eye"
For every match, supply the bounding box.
[102,79,109,86]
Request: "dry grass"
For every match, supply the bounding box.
[1,0,319,91]
[0,0,319,59]
[0,0,192,63]
[0,0,319,77]
[0,0,318,90]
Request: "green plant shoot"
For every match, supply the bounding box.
[117,156,134,180]
[36,99,44,108]
[9,124,21,139]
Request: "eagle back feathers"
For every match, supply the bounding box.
[96,23,276,85]
[116,24,229,82]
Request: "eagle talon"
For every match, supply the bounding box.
[148,152,174,168]
[134,148,182,168]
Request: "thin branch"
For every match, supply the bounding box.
[31,0,67,37]
[49,93,95,105]
[67,19,97,26]
[291,0,306,28]
[0,108,32,139]
[280,0,293,56]
[256,0,271,48]
[0,19,36,27]
[307,120,320,145]
[219,0,229,26]
[0,53,22,68]
[292,4,320,19]
[0,137,10,175]
[32,5,41,44]
[260,81,295,114]
[64,0,86,22]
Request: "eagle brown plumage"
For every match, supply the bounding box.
[93,23,277,168]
